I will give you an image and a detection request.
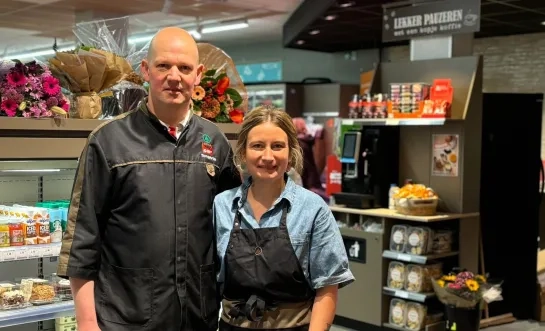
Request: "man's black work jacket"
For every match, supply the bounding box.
[57,100,241,331]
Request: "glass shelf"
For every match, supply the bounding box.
[0,243,61,262]
[0,301,74,328]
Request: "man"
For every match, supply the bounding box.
[57,27,241,331]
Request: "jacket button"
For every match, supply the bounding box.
[177,256,181,262]
[177,227,182,232]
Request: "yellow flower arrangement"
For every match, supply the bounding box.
[466,279,479,292]
[431,269,502,308]
[442,275,456,282]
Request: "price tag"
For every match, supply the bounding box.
[16,249,29,260]
[395,290,409,299]
[52,244,61,256]
[396,253,412,262]
[28,248,40,259]
[42,246,53,257]
[386,119,400,126]
[3,250,16,261]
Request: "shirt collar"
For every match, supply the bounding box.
[138,97,193,129]
[231,174,296,211]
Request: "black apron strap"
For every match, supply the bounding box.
[278,203,289,229]
[233,210,242,231]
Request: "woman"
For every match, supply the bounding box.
[214,106,355,331]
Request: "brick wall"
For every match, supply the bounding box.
[382,32,545,156]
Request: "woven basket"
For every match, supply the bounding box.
[395,198,438,216]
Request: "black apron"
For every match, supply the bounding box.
[220,203,315,331]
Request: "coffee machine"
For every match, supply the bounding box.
[335,126,400,208]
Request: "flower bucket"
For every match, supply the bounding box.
[445,305,480,331]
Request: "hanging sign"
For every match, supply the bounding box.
[382,0,480,43]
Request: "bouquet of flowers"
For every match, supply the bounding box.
[0,60,69,118]
[192,68,244,123]
[192,43,248,124]
[432,269,503,308]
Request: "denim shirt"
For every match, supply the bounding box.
[213,176,355,290]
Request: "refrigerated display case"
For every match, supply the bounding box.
[245,83,304,118]
[0,117,241,330]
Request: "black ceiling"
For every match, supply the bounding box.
[283,0,545,52]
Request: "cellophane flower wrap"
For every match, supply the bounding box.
[192,43,248,124]
[432,269,503,308]
[0,60,69,118]
[48,16,146,119]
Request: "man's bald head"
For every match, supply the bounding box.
[140,26,204,117]
[146,27,199,62]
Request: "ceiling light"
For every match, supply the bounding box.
[339,1,354,8]
[541,21,545,26]
[9,21,249,60]
[296,40,305,45]
[6,46,73,60]
[127,21,249,44]
[309,29,320,35]
[201,22,248,33]
[324,15,337,21]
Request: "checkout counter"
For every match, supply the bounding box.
[329,56,483,331]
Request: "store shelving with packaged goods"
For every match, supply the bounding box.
[0,117,241,330]
[330,55,483,331]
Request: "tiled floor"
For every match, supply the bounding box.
[331,321,545,330]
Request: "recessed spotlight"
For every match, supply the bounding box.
[309,29,320,35]
[296,40,305,45]
[339,1,354,8]
[325,15,337,21]
[541,21,545,25]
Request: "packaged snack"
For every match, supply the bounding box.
[432,230,453,253]
[405,263,443,293]
[390,225,408,252]
[0,282,15,296]
[8,221,24,246]
[405,302,427,330]
[389,298,407,327]
[405,227,432,255]
[387,262,406,289]
[0,284,27,310]
[0,220,9,247]
[21,219,37,245]
[29,279,56,304]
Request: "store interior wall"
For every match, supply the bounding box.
[381,32,545,158]
[216,39,380,84]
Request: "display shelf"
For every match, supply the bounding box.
[382,287,434,303]
[329,206,479,222]
[0,118,241,159]
[382,250,459,264]
[0,118,105,136]
[339,118,450,126]
[0,300,74,328]
[339,227,369,240]
[0,243,61,262]
[383,321,444,331]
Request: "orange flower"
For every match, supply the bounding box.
[201,98,221,120]
[217,95,226,103]
[216,77,230,94]
[229,109,244,124]
[192,86,205,101]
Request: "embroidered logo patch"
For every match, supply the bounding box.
[206,163,216,176]
[202,142,214,155]
[202,133,212,144]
